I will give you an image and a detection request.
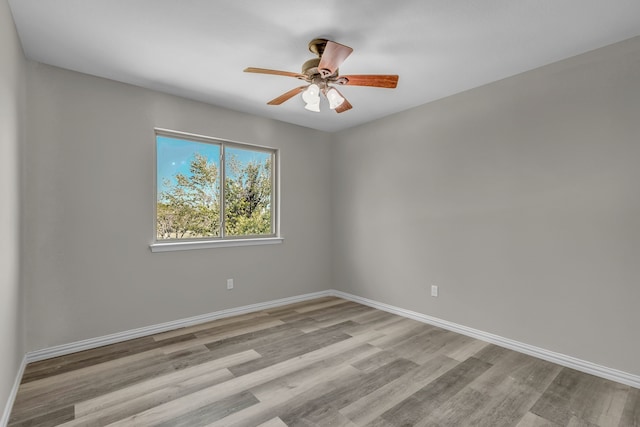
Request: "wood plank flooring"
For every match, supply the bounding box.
[8,297,639,426]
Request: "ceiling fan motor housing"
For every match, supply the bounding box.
[302,58,321,75]
[308,38,329,57]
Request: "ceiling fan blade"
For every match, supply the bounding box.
[244,67,307,80]
[267,86,308,105]
[339,74,399,88]
[332,89,353,113]
[318,41,353,77]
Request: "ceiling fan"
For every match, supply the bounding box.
[244,38,399,113]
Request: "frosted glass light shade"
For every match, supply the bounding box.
[304,101,320,112]
[302,84,320,104]
[326,88,345,109]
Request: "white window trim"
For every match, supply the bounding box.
[151,128,281,252]
[149,237,284,252]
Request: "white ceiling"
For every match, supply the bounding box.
[8,1,640,132]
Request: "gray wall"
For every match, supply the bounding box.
[0,0,25,413]
[23,63,333,351]
[332,37,640,376]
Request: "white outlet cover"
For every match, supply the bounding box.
[431,285,438,297]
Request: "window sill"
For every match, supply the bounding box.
[149,237,284,252]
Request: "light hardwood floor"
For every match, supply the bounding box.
[8,297,640,426]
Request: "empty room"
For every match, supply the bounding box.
[1,1,639,426]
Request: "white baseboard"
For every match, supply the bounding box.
[1,355,26,427]
[331,290,640,390]
[16,288,640,394]
[26,290,332,363]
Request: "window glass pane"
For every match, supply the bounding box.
[156,135,221,240]
[224,146,273,236]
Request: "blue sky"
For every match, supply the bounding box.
[156,135,270,194]
[156,135,220,194]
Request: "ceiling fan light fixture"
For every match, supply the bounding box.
[304,101,321,112]
[302,83,321,112]
[326,88,345,110]
[302,84,320,104]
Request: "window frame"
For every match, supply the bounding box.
[150,128,282,252]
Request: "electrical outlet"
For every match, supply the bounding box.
[227,279,234,290]
[431,285,439,297]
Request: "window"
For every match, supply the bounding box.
[151,129,280,252]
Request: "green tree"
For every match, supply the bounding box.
[224,156,272,236]
[156,153,220,239]
[156,152,273,239]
